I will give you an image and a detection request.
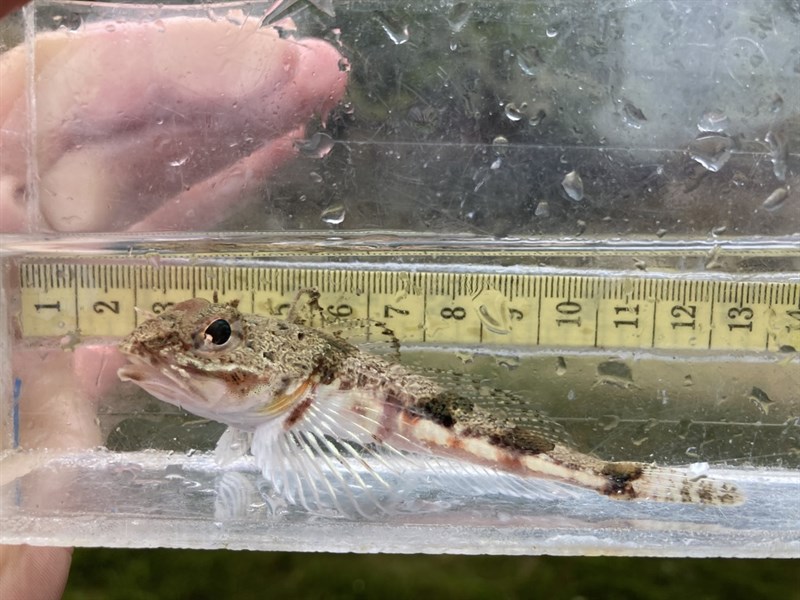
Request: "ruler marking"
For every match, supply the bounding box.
[536,281,543,346]
[16,260,800,354]
[707,281,715,349]
[421,277,428,344]
[73,267,80,332]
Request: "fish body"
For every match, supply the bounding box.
[118,296,743,512]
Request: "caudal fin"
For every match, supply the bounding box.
[603,462,744,505]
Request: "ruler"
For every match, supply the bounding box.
[16,259,800,353]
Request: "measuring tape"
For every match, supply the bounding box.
[16,259,800,353]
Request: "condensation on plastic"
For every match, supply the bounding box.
[0,0,799,557]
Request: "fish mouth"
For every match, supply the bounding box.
[117,356,195,407]
[117,355,240,425]
[117,355,188,404]
[117,362,152,385]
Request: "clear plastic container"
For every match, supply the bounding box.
[1,0,798,557]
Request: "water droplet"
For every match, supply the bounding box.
[490,158,502,170]
[61,12,83,30]
[765,130,788,181]
[309,171,324,184]
[456,352,474,365]
[561,170,584,202]
[555,356,567,376]
[528,109,546,127]
[169,156,189,167]
[620,99,647,129]
[545,26,558,38]
[567,389,576,401]
[688,135,733,172]
[658,389,669,405]
[504,102,525,122]
[492,135,509,147]
[762,187,789,212]
[770,93,784,113]
[687,462,710,480]
[748,386,774,415]
[379,17,409,45]
[598,414,620,431]
[495,355,520,371]
[473,290,512,334]
[320,203,345,225]
[516,47,540,77]
[595,360,635,389]
[678,419,693,439]
[225,9,247,26]
[683,374,694,387]
[704,245,722,270]
[447,2,472,32]
[534,201,550,218]
[297,132,334,158]
[477,304,508,334]
[656,228,668,238]
[105,23,116,32]
[697,110,729,133]
[59,331,81,351]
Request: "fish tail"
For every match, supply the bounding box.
[599,461,744,505]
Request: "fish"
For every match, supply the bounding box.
[117,293,743,514]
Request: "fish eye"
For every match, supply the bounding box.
[204,319,232,345]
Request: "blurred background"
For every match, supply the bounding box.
[64,550,799,600]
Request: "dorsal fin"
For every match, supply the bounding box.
[409,366,575,449]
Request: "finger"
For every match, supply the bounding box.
[0,545,73,600]
[12,350,102,450]
[126,127,301,231]
[1,17,347,232]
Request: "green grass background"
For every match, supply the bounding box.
[64,550,799,600]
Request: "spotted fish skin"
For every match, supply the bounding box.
[118,296,743,510]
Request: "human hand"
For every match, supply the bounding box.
[1,6,346,232]
[1,3,347,597]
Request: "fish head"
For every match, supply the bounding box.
[117,298,318,429]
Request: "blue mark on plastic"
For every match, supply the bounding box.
[12,377,21,449]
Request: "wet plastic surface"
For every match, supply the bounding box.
[1,0,799,556]
[4,450,799,557]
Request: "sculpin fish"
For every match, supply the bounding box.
[117,294,743,514]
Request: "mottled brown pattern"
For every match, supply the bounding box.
[488,426,556,455]
[181,363,264,396]
[119,296,745,507]
[600,462,645,498]
[415,391,555,456]
[285,396,314,429]
[417,391,474,428]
